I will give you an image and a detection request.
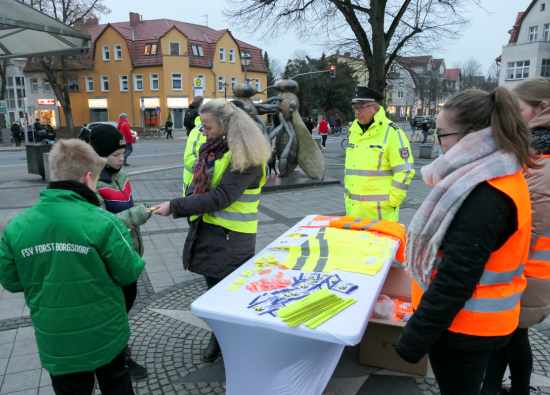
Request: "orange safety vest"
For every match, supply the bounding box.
[525,154,550,279]
[412,172,531,337]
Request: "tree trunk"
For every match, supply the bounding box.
[63,105,75,138]
[0,59,7,100]
[60,56,75,138]
[368,1,388,94]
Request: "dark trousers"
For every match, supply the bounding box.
[186,127,192,136]
[429,339,493,395]
[122,281,137,313]
[124,143,133,161]
[204,276,221,290]
[481,328,532,395]
[13,135,21,146]
[166,130,173,138]
[321,134,327,147]
[421,129,428,143]
[50,350,134,395]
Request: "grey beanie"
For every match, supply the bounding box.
[119,113,128,119]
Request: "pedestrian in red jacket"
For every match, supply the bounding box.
[117,114,134,166]
[318,116,329,149]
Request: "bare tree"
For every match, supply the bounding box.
[460,56,484,90]
[18,0,109,137]
[225,0,481,93]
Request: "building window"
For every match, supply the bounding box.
[218,76,225,92]
[219,48,226,62]
[86,76,94,92]
[255,78,261,92]
[545,24,550,41]
[241,50,250,58]
[102,45,110,61]
[172,73,182,90]
[144,43,158,56]
[114,45,122,60]
[507,61,530,80]
[542,3,546,11]
[150,74,159,90]
[231,77,237,89]
[101,76,109,92]
[530,26,538,42]
[134,74,143,91]
[44,81,51,93]
[542,60,550,77]
[68,77,78,92]
[191,44,204,57]
[397,91,404,98]
[31,79,39,93]
[229,49,235,63]
[120,75,128,92]
[170,42,180,56]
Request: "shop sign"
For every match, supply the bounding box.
[167,97,189,108]
[142,97,160,108]
[38,99,55,105]
[88,98,108,109]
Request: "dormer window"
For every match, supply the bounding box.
[144,43,158,56]
[191,44,204,57]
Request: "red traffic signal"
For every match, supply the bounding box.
[329,65,336,78]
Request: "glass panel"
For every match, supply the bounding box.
[524,67,530,78]
[170,42,179,55]
[516,67,523,79]
[144,45,150,56]
[151,44,157,55]
[198,46,204,57]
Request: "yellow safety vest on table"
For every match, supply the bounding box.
[345,107,415,221]
[190,150,266,234]
[183,123,207,195]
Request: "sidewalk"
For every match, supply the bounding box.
[1,152,550,395]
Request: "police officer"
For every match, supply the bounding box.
[345,86,415,221]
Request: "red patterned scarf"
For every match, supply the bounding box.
[193,136,229,194]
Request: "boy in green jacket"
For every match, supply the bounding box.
[0,139,145,394]
[90,124,152,380]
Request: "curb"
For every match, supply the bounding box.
[0,148,25,152]
[126,164,184,176]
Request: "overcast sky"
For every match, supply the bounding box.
[101,0,528,76]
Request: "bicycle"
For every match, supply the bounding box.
[341,130,351,149]
[152,126,166,139]
[411,128,436,144]
[329,126,342,137]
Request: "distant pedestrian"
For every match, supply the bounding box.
[117,113,134,166]
[335,114,342,128]
[305,116,314,135]
[184,96,204,136]
[10,121,21,146]
[165,119,173,139]
[420,119,429,143]
[328,115,335,131]
[410,118,416,138]
[79,123,90,143]
[318,116,329,149]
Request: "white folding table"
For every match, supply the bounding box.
[191,215,401,395]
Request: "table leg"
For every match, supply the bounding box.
[205,319,345,395]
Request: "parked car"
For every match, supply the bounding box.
[413,115,436,129]
[88,121,139,142]
[21,124,56,142]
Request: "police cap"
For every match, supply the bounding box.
[350,86,384,104]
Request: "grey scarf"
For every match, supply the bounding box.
[404,127,522,283]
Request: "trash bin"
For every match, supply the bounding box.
[2,129,11,147]
[26,143,52,180]
[419,144,437,159]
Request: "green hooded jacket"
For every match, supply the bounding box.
[0,189,146,375]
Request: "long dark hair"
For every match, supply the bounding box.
[443,87,539,170]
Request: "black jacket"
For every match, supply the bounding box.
[10,123,21,135]
[184,102,200,130]
[170,158,264,279]
[79,127,90,143]
[305,120,314,133]
[396,182,518,364]
[165,120,173,130]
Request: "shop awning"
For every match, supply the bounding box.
[0,0,91,60]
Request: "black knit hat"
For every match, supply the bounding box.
[90,124,126,158]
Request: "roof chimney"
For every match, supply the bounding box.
[344,52,351,57]
[87,17,99,26]
[129,12,141,27]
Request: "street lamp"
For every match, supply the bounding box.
[240,52,252,83]
[222,82,229,99]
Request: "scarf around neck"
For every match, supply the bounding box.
[404,127,522,283]
[193,136,229,195]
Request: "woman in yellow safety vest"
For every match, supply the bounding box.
[154,99,271,362]
[481,78,550,395]
[396,87,538,395]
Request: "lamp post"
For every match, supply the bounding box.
[222,82,229,99]
[240,53,252,83]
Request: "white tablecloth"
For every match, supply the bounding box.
[191,215,401,395]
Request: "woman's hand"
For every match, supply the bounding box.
[153,202,172,216]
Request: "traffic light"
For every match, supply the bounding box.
[329,65,336,78]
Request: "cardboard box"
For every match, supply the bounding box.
[359,266,429,376]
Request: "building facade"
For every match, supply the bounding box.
[0,58,28,129]
[499,0,550,88]
[24,13,267,130]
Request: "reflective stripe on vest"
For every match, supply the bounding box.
[201,151,265,234]
[525,154,550,279]
[183,126,206,195]
[411,171,531,337]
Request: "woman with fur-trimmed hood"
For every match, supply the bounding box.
[154,99,272,361]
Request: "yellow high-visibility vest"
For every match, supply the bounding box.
[191,151,266,234]
[183,125,207,195]
[344,107,415,221]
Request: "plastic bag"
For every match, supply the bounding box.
[372,294,396,320]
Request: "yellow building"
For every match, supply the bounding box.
[330,53,369,86]
[25,13,267,130]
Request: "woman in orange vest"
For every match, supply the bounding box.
[481,78,550,395]
[395,87,538,395]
